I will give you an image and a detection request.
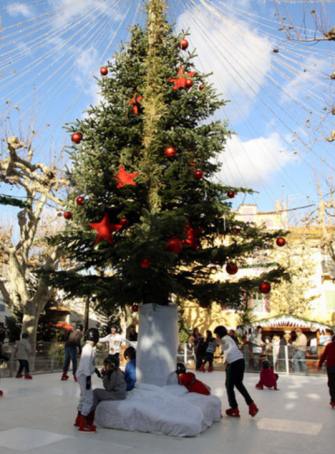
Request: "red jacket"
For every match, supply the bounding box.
[257,368,278,389]
[318,341,335,369]
[178,372,211,396]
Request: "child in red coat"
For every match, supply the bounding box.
[176,363,211,395]
[256,360,279,390]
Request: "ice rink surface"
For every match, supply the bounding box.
[0,370,333,453]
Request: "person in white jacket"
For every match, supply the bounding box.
[99,325,135,363]
[75,328,101,433]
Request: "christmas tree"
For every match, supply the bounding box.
[48,0,287,384]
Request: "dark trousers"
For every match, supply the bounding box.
[226,358,253,409]
[63,346,77,375]
[196,357,204,370]
[203,352,214,367]
[18,360,29,375]
[327,366,335,403]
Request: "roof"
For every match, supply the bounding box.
[237,314,334,334]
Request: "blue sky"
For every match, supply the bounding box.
[0,0,334,217]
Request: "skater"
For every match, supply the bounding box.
[75,327,101,432]
[214,325,259,418]
[202,330,216,372]
[176,363,211,395]
[318,335,335,409]
[249,326,264,370]
[195,337,207,371]
[124,346,137,391]
[255,360,279,390]
[0,329,9,396]
[128,325,138,342]
[292,329,308,374]
[99,324,134,365]
[91,356,127,417]
[61,324,83,382]
[15,333,33,379]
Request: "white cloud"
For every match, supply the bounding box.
[214,133,294,187]
[7,3,34,18]
[175,5,274,124]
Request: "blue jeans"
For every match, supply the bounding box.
[293,350,307,373]
[18,359,29,374]
[63,346,77,375]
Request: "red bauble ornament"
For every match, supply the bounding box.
[71,133,82,144]
[76,197,84,205]
[178,39,189,50]
[194,170,204,180]
[165,238,183,254]
[226,263,238,275]
[276,237,286,247]
[227,190,235,199]
[164,146,177,158]
[140,258,151,269]
[132,303,139,313]
[259,281,271,294]
[169,66,196,90]
[199,83,205,91]
[119,217,129,227]
[100,67,108,76]
[185,79,193,89]
[64,212,72,220]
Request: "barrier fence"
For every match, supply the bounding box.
[0,342,328,378]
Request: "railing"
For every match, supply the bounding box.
[240,343,326,375]
[0,342,328,377]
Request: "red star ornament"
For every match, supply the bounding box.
[169,66,196,90]
[129,91,143,115]
[183,221,203,250]
[114,166,139,189]
[89,213,122,245]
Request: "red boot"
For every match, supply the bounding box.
[0,390,3,397]
[330,402,335,409]
[61,372,69,381]
[199,364,206,372]
[24,374,33,380]
[16,374,23,378]
[226,408,240,417]
[73,374,77,382]
[78,415,96,432]
[249,402,259,417]
[74,412,81,427]
[208,366,213,372]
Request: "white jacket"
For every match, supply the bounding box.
[76,343,96,377]
[99,333,134,354]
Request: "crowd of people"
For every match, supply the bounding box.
[0,323,334,432]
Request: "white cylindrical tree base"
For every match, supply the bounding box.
[136,304,179,387]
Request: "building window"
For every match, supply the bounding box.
[325,291,335,311]
[243,207,254,223]
[0,304,5,312]
[266,219,274,228]
[251,293,266,313]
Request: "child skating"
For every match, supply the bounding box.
[16,333,33,379]
[214,325,259,418]
[74,327,101,432]
[255,360,279,390]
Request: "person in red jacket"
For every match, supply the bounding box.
[318,335,335,409]
[255,360,279,390]
[176,363,211,395]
